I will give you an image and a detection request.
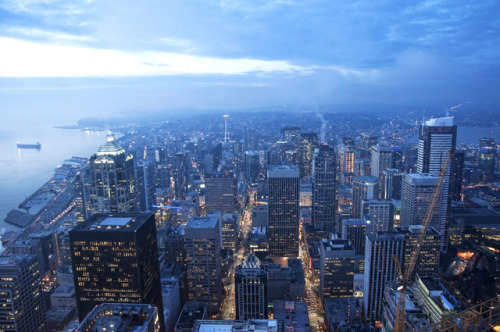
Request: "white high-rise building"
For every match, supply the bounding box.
[417,117,457,249]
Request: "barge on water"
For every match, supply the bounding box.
[17,141,41,149]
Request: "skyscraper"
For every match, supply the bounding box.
[83,136,139,218]
[299,133,319,178]
[363,231,405,322]
[235,254,268,320]
[319,238,355,300]
[70,213,164,330]
[362,199,395,235]
[352,176,379,219]
[244,150,260,186]
[400,173,446,247]
[312,145,337,231]
[0,255,47,332]
[370,144,393,181]
[403,225,440,280]
[381,169,403,200]
[479,137,496,183]
[417,117,457,248]
[360,134,378,159]
[450,151,465,201]
[281,127,301,151]
[268,165,300,257]
[184,215,222,315]
[204,171,238,214]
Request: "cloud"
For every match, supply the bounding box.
[0,37,322,77]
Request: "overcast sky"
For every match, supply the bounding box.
[0,0,499,123]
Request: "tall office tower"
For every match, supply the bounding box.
[281,127,301,151]
[479,137,496,183]
[174,152,188,200]
[338,144,355,175]
[245,150,260,186]
[450,151,465,201]
[360,134,378,159]
[352,176,379,219]
[74,168,86,223]
[299,133,319,178]
[370,144,393,181]
[392,147,403,170]
[268,165,300,257]
[319,238,355,299]
[70,213,164,331]
[0,255,47,332]
[381,169,403,200]
[136,159,156,211]
[362,199,395,235]
[83,136,139,218]
[417,117,457,248]
[204,171,238,214]
[342,219,367,256]
[400,173,446,248]
[184,215,222,315]
[403,225,440,280]
[363,231,405,322]
[312,146,337,232]
[235,254,268,320]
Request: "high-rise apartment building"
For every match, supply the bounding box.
[319,238,355,299]
[235,254,268,320]
[352,176,379,219]
[299,133,319,178]
[70,213,164,330]
[417,117,457,249]
[267,165,300,257]
[363,231,405,322]
[0,255,47,332]
[83,136,139,218]
[400,174,446,247]
[184,215,222,314]
[204,171,238,214]
[339,144,355,175]
[312,146,337,231]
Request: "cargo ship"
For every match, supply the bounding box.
[17,141,41,149]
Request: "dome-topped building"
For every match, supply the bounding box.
[82,135,139,218]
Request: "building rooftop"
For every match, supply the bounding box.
[186,215,220,229]
[267,165,300,177]
[193,320,278,332]
[353,176,378,184]
[175,302,207,331]
[424,117,454,127]
[76,303,158,332]
[95,136,126,156]
[72,213,152,232]
[273,301,310,332]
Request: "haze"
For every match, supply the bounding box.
[0,0,499,124]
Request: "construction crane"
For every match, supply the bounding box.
[393,152,452,332]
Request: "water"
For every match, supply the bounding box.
[0,123,107,232]
[456,126,500,145]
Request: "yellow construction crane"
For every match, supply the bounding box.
[393,152,452,332]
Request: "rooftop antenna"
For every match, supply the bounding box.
[223,114,229,143]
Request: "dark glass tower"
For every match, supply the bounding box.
[70,213,164,331]
[235,254,268,320]
[312,145,337,231]
[299,133,319,178]
[268,165,300,257]
[83,136,139,219]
